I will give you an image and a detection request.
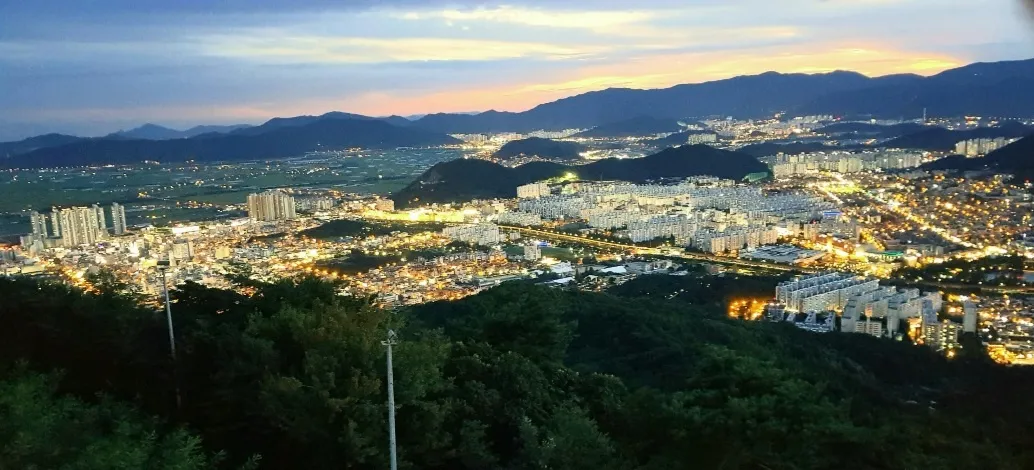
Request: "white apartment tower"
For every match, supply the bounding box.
[53,206,107,247]
[247,190,297,222]
[111,203,128,235]
[29,211,48,237]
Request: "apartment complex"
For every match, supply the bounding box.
[247,190,297,222]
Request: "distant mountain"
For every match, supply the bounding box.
[411,71,887,133]
[181,124,252,137]
[494,138,585,161]
[231,111,404,136]
[572,116,684,138]
[799,59,1034,118]
[925,135,1034,180]
[736,142,838,158]
[405,59,1034,134]
[109,124,183,140]
[2,119,460,169]
[882,124,1034,151]
[380,116,413,127]
[110,123,252,140]
[814,122,930,138]
[0,133,84,158]
[392,144,769,207]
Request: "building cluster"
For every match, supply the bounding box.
[771,272,964,353]
[496,211,543,226]
[512,178,835,253]
[295,196,336,213]
[701,115,835,141]
[247,190,297,222]
[686,133,718,145]
[954,137,1020,157]
[848,173,1031,256]
[450,130,583,146]
[770,150,925,178]
[442,223,504,246]
[22,203,128,250]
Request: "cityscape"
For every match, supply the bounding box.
[3,0,1034,468]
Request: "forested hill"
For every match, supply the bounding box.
[924,134,1034,180]
[493,137,585,160]
[392,144,770,207]
[2,273,1034,469]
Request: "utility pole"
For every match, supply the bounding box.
[157,260,181,410]
[382,329,399,470]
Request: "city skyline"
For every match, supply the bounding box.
[2,0,1033,139]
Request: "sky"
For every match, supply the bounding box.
[1,0,1033,140]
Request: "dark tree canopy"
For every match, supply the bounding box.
[1,274,1034,469]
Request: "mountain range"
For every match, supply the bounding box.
[4,58,1034,167]
[110,123,252,140]
[391,144,770,207]
[0,119,459,168]
[399,58,1034,134]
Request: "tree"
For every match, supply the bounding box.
[0,370,213,470]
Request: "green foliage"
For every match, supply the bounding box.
[298,219,445,241]
[3,275,1034,469]
[0,370,211,470]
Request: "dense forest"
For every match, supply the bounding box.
[2,272,1034,469]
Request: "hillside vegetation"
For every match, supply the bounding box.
[1,274,1033,469]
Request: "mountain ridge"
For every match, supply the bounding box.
[1,119,459,169]
[110,123,253,140]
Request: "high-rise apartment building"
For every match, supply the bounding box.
[53,206,107,247]
[92,204,106,232]
[775,272,880,313]
[111,203,128,235]
[247,190,297,222]
[49,210,62,238]
[963,300,978,334]
[30,211,48,237]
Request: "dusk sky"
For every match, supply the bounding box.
[1,0,1033,140]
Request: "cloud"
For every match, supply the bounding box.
[0,0,1031,139]
[397,6,656,31]
[195,34,604,63]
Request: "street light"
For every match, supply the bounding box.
[382,329,399,470]
[157,260,181,409]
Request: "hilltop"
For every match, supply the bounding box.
[392,144,769,207]
[925,134,1034,180]
[882,124,1033,151]
[0,133,84,158]
[494,137,585,161]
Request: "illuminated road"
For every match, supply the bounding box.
[498,225,818,273]
[829,173,978,250]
